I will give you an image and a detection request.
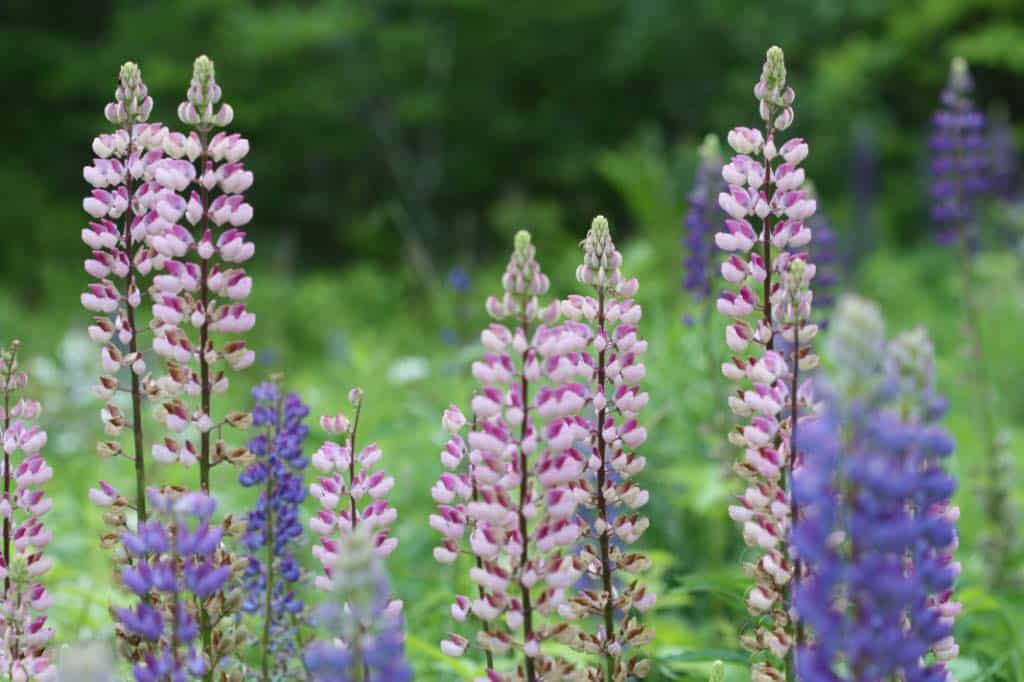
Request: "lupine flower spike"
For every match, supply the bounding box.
[147,54,255,678]
[562,216,655,680]
[304,526,412,681]
[684,134,725,311]
[0,342,56,681]
[239,380,311,680]
[930,57,1016,586]
[114,490,231,682]
[309,389,401,607]
[431,231,583,681]
[82,61,166,530]
[685,135,730,431]
[717,46,819,681]
[792,296,960,681]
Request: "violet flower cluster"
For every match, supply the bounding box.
[431,224,653,682]
[929,57,988,246]
[114,490,231,682]
[308,389,400,602]
[716,46,819,680]
[239,381,311,679]
[304,527,412,682]
[0,342,56,681]
[684,134,725,307]
[792,297,960,681]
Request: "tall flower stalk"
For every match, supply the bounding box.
[561,216,655,680]
[309,392,400,578]
[431,231,578,680]
[0,341,56,681]
[792,296,960,681]
[929,57,1016,585]
[239,381,311,680]
[81,61,166,529]
[148,54,255,679]
[685,135,728,420]
[716,46,819,681]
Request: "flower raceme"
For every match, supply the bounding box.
[684,134,726,305]
[792,297,961,681]
[0,342,56,682]
[431,223,653,682]
[308,389,400,607]
[716,45,819,680]
[239,381,311,680]
[113,490,231,682]
[82,61,166,533]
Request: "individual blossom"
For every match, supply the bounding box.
[0,342,56,681]
[146,55,255,672]
[308,390,400,605]
[431,231,585,681]
[555,216,654,680]
[239,380,311,681]
[113,489,232,682]
[792,297,960,681]
[304,527,412,682]
[716,45,819,680]
[82,61,169,530]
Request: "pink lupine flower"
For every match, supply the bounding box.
[308,389,401,616]
[715,46,819,679]
[0,342,56,680]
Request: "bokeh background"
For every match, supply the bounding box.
[3,0,1024,679]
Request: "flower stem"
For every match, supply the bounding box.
[594,288,616,681]
[123,124,148,525]
[517,311,537,682]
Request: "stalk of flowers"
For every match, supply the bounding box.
[431,231,585,682]
[716,46,818,680]
[238,380,311,681]
[685,135,730,442]
[113,489,231,682]
[684,134,725,314]
[146,54,255,678]
[308,389,400,606]
[930,57,1016,587]
[988,106,1018,200]
[554,216,654,681]
[81,61,169,529]
[791,296,960,681]
[431,405,497,672]
[304,526,412,681]
[0,341,56,682]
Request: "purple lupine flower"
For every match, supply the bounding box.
[114,489,231,681]
[792,297,960,681]
[0,342,56,681]
[717,46,820,679]
[929,57,988,246]
[432,231,593,681]
[82,62,168,526]
[684,134,725,306]
[309,390,400,610]
[239,381,310,679]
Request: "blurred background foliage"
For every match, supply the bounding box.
[2,0,1024,679]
